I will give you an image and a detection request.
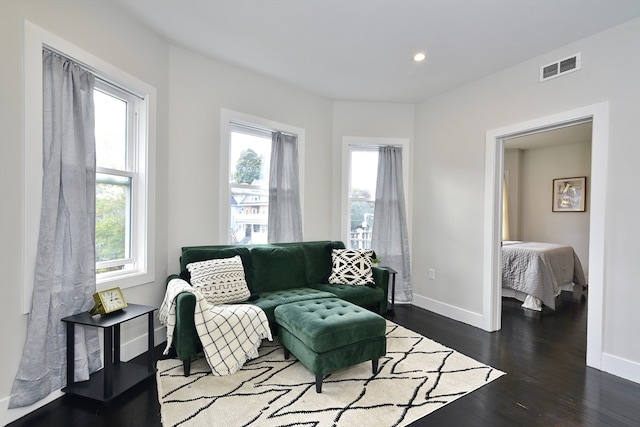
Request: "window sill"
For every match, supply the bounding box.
[97,270,154,291]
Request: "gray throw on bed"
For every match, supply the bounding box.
[501,241,587,310]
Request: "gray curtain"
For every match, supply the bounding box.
[9,51,101,408]
[502,175,510,240]
[268,131,303,243]
[372,146,412,302]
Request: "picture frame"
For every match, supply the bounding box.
[552,176,586,212]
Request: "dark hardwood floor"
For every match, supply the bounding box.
[8,291,640,426]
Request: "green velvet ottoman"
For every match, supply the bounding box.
[274,298,387,393]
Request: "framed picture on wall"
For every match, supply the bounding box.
[552,176,586,212]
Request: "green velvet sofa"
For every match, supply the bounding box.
[166,240,389,376]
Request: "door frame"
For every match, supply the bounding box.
[482,102,609,370]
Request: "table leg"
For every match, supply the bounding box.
[113,323,121,364]
[391,272,396,311]
[381,267,397,313]
[103,327,113,399]
[66,322,75,388]
[147,312,154,373]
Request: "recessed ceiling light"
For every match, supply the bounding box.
[413,52,426,62]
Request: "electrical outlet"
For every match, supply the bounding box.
[428,268,435,280]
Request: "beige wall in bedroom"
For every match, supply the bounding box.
[522,142,591,276]
[413,17,639,372]
[505,141,592,277]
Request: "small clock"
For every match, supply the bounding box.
[89,287,128,315]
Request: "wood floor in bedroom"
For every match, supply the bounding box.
[7,291,640,427]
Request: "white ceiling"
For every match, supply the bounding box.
[113,0,640,103]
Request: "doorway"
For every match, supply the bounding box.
[483,102,609,371]
[503,122,591,250]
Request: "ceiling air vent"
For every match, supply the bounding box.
[539,53,581,82]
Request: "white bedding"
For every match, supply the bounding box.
[501,241,587,310]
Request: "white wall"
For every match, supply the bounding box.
[413,18,639,376]
[331,101,415,239]
[0,3,382,421]
[166,85,416,269]
[518,142,592,276]
[166,46,334,272]
[1,3,638,423]
[0,1,170,424]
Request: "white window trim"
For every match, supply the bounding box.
[94,79,138,273]
[341,136,411,245]
[219,109,305,244]
[22,21,156,313]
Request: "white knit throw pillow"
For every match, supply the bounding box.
[186,255,251,305]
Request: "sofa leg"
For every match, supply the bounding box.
[315,374,323,393]
[283,347,290,360]
[183,359,191,377]
[372,358,379,374]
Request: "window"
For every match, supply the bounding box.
[23,21,156,312]
[348,147,378,249]
[220,109,305,245]
[91,76,152,287]
[341,137,411,250]
[228,123,271,244]
[94,81,140,276]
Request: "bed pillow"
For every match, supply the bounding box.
[328,248,375,286]
[186,255,251,305]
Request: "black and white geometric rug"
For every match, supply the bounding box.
[157,321,504,427]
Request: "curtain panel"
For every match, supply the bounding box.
[502,176,510,241]
[371,146,412,302]
[10,51,101,408]
[268,131,303,243]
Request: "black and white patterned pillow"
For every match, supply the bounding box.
[328,249,375,286]
[186,255,251,305]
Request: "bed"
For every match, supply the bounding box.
[501,241,587,311]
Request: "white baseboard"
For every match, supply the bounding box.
[410,295,640,385]
[411,294,485,330]
[120,325,167,362]
[0,389,64,427]
[602,352,640,384]
[1,326,166,426]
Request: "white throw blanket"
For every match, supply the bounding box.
[159,278,272,375]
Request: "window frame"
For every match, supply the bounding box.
[94,80,138,274]
[228,123,271,245]
[347,146,378,249]
[22,21,156,313]
[220,109,305,244]
[341,136,411,247]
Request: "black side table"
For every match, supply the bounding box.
[380,266,397,313]
[61,303,156,403]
